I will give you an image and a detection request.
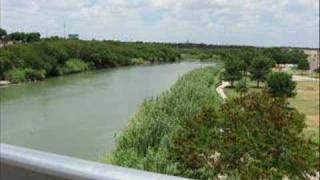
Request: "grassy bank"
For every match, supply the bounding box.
[104,65,221,175]
[0,40,181,83]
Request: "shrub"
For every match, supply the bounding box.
[130,58,145,65]
[266,72,296,98]
[297,59,310,70]
[4,69,26,83]
[235,78,248,95]
[25,68,46,80]
[63,58,89,74]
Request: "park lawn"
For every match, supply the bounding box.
[224,79,263,98]
[225,80,319,144]
[289,81,319,143]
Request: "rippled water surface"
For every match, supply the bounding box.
[0,62,211,160]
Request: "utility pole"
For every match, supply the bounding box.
[63,23,66,39]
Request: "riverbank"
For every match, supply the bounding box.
[106,64,318,179]
[104,65,222,176]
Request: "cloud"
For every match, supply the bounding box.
[1,0,319,47]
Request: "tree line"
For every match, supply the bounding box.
[0,39,181,82]
[218,47,309,88]
[0,28,41,43]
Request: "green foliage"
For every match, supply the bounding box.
[220,93,317,179]
[297,59,310,70]
[222,55,243,86]
[289,49,309,64]
[130,58,146,65]
[108,66,221,176]
[170,93,317,179]
[263,48,308,64]
[249,55,274,87]
[0,39,181,81]
[25,68,46,80]
[266,72,296,98]
[0,28,7,38]
[7,32,41,42]
[63,58,89,74]
[4,69,26,83]
[235,79,248,95]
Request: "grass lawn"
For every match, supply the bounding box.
[225,79,319,144]
[289,81,319,143]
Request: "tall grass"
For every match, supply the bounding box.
[104,65,221,175]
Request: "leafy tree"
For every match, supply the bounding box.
[263,47,290,64]
[7,32,40,42]
[8,32,25,42]
[222,55,243,86]
[25,33,41,42]
[239,48,256,73]
[266,72,296,98]
[297,59,310,70]
[170,92,317,179]
[235,78,248,95]
[0,28,7,39]
[288,49,308,64]
[249,55,274,87]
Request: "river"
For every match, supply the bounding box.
[0,62,211,160]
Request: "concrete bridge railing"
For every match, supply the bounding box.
[0,143,187,180]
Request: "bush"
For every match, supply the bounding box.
[266,72,296,98]
[235,78,248,95]
[170,93,317,179]
[4,69,26,83]
[297,59,310,70]
[130,58,145,65]
[63,58,89,74]
[25,68,46,80]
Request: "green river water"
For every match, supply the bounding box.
[0,62,211,160]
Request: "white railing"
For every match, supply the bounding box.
[0,143,187,180]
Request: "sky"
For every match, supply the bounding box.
[1,0,319,48]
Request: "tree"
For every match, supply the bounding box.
[8,32,25,41]
[288,49,308,64]
[249,55,274,87]
[235,78,248,96]
[170,93,317,179]
[266,72,296,98]
[263,47,291,64]
[297,59,310,70]
[25,32,41,42]
[222,55,243,86]
[0,28,7,39]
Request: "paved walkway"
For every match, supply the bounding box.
[216,81,230,100]
[292,75,319,82]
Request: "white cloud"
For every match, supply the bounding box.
[2,0,319,47]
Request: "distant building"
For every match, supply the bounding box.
[68,34,79,39]
[304,50,320,71]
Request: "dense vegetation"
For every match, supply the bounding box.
[266,72,297,98]
[106,66,221,175]
[107,65,317,179]
[0,39,181,82]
